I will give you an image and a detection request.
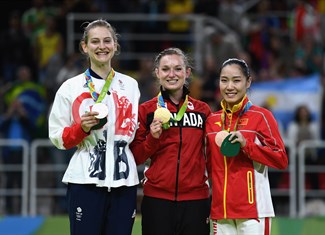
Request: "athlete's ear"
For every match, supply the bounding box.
[81,41,88,54]
[155,68,159,79]
[186,67,191,79]
[246,76,252,89]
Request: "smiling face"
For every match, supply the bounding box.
[81,26,117,69]
[155,54,190,92]
[219,63,251,109]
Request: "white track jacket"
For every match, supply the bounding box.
[48,70,140,189]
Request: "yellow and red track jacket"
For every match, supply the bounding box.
[205,96,288,220]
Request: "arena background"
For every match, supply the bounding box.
[1,0,325,234]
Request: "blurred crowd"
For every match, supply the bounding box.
[1,0,325,215]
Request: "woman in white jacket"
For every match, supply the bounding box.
[287,105,319,147]
[48,19,140,235]
[286,104,320,189]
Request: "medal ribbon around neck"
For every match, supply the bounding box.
[157,92,188,129]
[221,101,252,132]
[85,68,115,103]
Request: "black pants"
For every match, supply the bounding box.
[141,196,210,235]
[67,184,137,235]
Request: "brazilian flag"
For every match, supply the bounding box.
[4,80,47,139]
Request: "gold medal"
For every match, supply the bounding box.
[154,107,172,124]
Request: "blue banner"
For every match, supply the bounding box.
[249,74,323,131]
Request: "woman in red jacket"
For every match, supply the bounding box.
[205,58,288,235]
[130,47,211,235]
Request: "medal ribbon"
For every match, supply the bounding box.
[85,68,115,103]
[222,101,252,132]
[157,92,188,129]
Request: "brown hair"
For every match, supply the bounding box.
[78,19,120,55]
[153,47,193,71]
[153,47,193,87]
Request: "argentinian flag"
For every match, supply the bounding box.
[249,74,323,132]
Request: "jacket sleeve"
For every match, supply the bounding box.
[205,133,212,179]
[242,109,288,170]
[48,87,89,150]
[130,105,161,165]
[204,113,213,179]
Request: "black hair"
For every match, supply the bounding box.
[220,58,251,79]
[294,105,312,123]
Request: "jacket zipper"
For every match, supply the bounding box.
[175,122,182,201]
[223,156,228,218]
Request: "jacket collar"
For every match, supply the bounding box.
[221,95,249,115]
[160,85,190,102]
[89,68,103,79]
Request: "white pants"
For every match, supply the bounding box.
[212,218,272,235]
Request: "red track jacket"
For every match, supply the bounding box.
[130,88,211,201]
[206,96,288,220]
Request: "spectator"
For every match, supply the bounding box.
[293,33,323,75]
[0,10,35,84]
[134,57,159,104]
[55,53,84,88]
[49,53,85,103]
[164,0,194,50]
[288,105,319,144]
[218,0,251,36]
[291,0,321,43]
[21,0,59,46]
[201,26,242,110]
[286,104,320,189]
[245,0,286,79]
[0,65,47,214]
[34,15,64,87]
[135,0,167,53]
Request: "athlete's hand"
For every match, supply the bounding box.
[150,119,163,139]
[80,111,100,133]
[229,131,246,148]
